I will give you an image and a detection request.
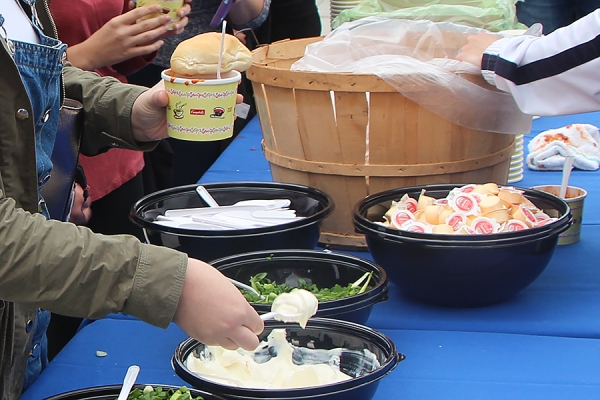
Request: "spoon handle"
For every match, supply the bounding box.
[260,311,303,321]
[117,365,140,400]
[228,278,263,298]
[196,186,220,208]
[559,156,574,199]
[260,312,277,321]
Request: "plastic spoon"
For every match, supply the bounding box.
[260,311,303,322]
[228,279,261,296]
[228,278,266,301]
[196,186,220,208]
[216,20,227,79]
[117,365,140,400]
[559,156,574,199]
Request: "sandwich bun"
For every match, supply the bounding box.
[170,32,252,76]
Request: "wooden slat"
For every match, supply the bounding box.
[262,85,302,157]
[250,83,275,150]
[333,91,368,164]
[295,89,340,163]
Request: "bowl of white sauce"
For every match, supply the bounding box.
[171,319,403,399]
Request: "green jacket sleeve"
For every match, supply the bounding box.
[62,63,159,157]
[0,196,187,328]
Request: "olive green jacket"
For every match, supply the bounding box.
[0,2,188,398]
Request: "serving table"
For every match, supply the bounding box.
[21,113,600,399]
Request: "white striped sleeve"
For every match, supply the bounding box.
[483,9,600,116]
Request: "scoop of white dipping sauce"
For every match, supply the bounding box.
[270,289,318,328]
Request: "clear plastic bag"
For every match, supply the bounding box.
[332,0,526,32]
[291,17,532,134]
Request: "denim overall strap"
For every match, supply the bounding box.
[0,0,67,390]
[7,1,67,219]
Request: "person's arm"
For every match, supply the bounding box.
[228,0,270,29]
[0,195,262,350]
[63,4,189,72]
[457,9,600,116]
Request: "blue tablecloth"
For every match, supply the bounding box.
[20,319,600,400]
[21,113,600,399]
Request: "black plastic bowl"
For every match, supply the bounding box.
[172,319,403,400]
[353,184,572,308]
[44,384,226,399]
[130,182,334,262]
[210,249,389,324]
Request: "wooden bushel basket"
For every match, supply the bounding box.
[247,37,515,250]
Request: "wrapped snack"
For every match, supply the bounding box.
[381,183,553,235]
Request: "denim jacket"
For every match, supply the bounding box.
[0,2,187,398]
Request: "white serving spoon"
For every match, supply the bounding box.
[259,310,303,322]
[228,278,262,297]
[196,186,220,208]
[559,156,574,199]
[117,365,140,400]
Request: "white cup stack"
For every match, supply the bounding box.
[331,0,361,23]
[507,134,525,183]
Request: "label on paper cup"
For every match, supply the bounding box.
[136,0,184,29]
[530,185,587,245]
[162,69,240,141]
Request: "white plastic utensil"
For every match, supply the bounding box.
[217,20,227,79]
[228,278,262,297]
[559,156,574,199]
[165,198,292,217]
[251,210,297,219]
[234,199,291,208]
[260,311,303,322]
[191,214,265,229]
[164,204,272,218]
[196,186,220,208]
[117,365,140,400]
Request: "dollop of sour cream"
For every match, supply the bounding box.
[270,289,318,328]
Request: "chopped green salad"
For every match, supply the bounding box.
[122,385,203,400]
[242,271,373,303]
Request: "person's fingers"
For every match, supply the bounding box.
[123,4,167,23]
[118,6,175,43]
[230,326,261,351]
[178,3,192,18]
[153,88,170,108]
[170,16,189,35]
[245,316,264,336]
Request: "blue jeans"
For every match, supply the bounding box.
[23,310,50,389]
[516,0,600,34]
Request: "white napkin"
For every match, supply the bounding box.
[526,124,600,171]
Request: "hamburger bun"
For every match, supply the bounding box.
[170,32,252,76]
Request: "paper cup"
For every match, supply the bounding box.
[162,69,240,141]
[530,185,587,245]
[136,0,184,29]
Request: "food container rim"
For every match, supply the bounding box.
[130,182,335,237]
[171,318,403,397]
[353,183,571,244]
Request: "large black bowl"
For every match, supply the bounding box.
[210,249,389,324]
[43,384,226,399]
[172,319,403,400]
[353,184,572,308]
[130,182,334,262]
